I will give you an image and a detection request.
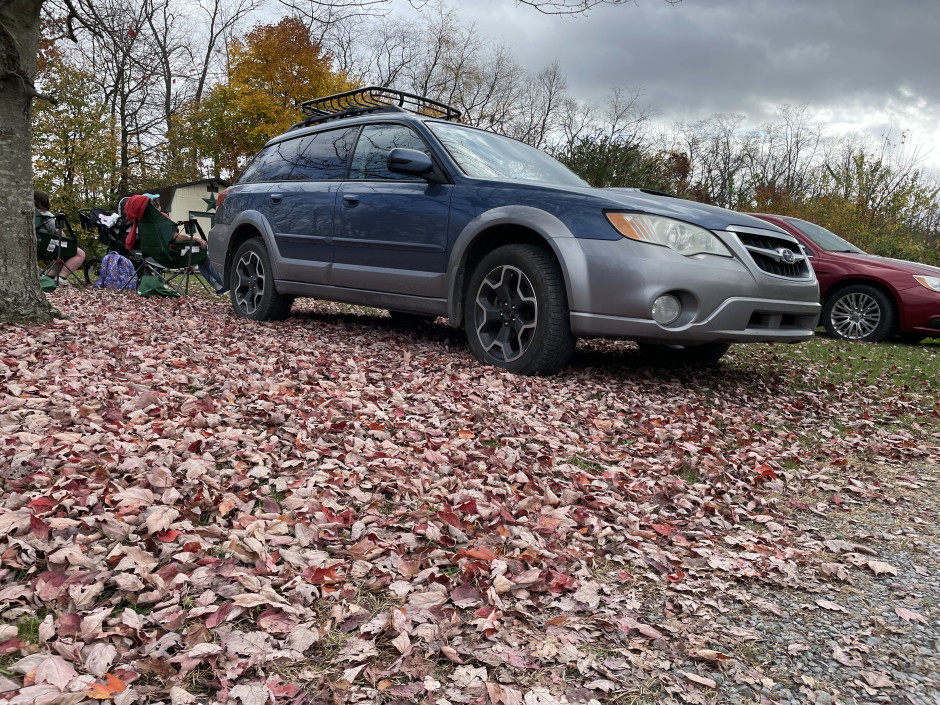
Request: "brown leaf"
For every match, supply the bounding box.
[866,560,899,576]
[681,671,717,688]
[861,671,895,689]
[894,606,928,624]
[815,599,849,613]
[485,681,524,705]
[32,656,78,690]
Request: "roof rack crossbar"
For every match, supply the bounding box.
[300,86,462,122]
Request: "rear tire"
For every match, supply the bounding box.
[636,341,731,366]
[230,239,293,321]
[464,244,576,375]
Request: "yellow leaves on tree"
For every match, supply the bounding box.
[195,17,356,177]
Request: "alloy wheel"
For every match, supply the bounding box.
[829,291,881,340]
[234,250,265,316]
[473,264,538,363]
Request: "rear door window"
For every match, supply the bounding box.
[239,127,358,183]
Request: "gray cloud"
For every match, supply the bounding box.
[427,0,940,169]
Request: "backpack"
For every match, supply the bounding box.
[95,252,138,290]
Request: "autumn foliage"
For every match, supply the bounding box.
[191,17,355,176]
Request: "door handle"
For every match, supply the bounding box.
[342,194,360,208]
[269,193,282,204]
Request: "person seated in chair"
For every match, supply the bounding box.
[151,195,227,294]
[127,193,228,295]
[35,190,85,286]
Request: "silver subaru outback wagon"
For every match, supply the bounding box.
[208,87,820,375]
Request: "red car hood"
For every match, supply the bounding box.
[827,251,940,280]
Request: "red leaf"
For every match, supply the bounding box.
[0,638,24,654]
[667,568,686,582]
[205,602,232,629]
[437,510,461,528]
[156,529,181,542]
[30,514,51,540]
[304,566,340,584]
[457,546,497,562]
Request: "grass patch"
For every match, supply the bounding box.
[754,335,939,400]
[570,456,604,473]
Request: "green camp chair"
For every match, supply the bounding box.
[135,203,212,295]
[36,212,83,284]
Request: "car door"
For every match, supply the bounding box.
[260,127,357,284]
[332,123,453,297]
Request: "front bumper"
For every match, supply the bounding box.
[561,235,821,345]
[571,297,821,344]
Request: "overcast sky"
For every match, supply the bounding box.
[393,0,940,174]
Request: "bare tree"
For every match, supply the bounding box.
[677,113,747,208]
[740,105,822,201]
[515,0,681,14]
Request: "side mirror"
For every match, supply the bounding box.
[387,148,435,178]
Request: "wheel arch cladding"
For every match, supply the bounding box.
[447,209,583,328]
[226,222,272,285]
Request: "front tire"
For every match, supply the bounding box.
[230,239,293,321]
[822,285,894,342]
[636,342,731,366]
[464,244,576,375]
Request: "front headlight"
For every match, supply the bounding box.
[605,213,732,257]
[914,275,940,293]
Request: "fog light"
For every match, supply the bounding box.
[652,295,681,325]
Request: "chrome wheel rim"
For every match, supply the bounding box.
[473,265,537,363]
[830,292,881,340]
[234,250,265,315]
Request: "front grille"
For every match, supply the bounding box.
[733,231,811,279]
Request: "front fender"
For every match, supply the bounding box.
[446,205,587,326]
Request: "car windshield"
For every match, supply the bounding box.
[789,218,865,253]
[428,122,588,187]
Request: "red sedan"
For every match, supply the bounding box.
[750,213,940,342]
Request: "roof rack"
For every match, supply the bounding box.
[297,86,462,126]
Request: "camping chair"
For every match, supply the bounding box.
[36,212,84,285]
[135,202,213,295]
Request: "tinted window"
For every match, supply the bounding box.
[239,128,357,183]
[287,128,357,180]
[350,124,431,181]
[238,141,299,183]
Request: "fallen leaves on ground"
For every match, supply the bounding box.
[0,289,937,704]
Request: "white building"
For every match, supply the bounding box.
[151,179,229,238]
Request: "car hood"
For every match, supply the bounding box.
[826,251,940,279]
[599,188,780,232]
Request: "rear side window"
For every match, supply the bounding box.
[239,127,358,183]
[349,124,432,180]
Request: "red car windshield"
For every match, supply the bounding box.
[788,217,865,253]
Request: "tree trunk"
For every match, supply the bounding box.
[0,0,57,324]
